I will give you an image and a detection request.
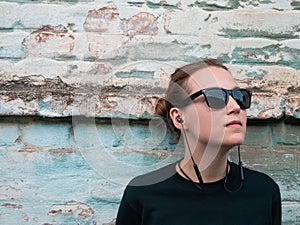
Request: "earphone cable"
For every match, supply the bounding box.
[180,122,204,185]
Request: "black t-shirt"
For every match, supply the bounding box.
[116,161,281,225]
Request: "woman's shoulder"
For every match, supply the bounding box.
[122,162,178,202]
[242,164,280,191]
[243,165,275,180]
[127,162,177,187]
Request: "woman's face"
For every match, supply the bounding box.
[181,66,247,149]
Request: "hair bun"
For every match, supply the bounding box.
[155,98,167,118]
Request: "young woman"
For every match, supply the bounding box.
[116,59,281,225]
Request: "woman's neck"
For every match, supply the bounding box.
[178,144,229,183]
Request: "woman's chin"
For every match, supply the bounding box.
[223,137,245,148]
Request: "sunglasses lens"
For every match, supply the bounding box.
[233,89,251,109]
[205,89,227,109]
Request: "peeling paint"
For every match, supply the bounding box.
[83,6,120,33]
[48,200,95,218]
[0,72,298,119]
[22,25,75,57]
[1,203,23,209]
[0,76,74,102]
[83,6,159,59]
[31,25,73,43]
[125,12,158,36]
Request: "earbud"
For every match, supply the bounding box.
[177,117,184,123]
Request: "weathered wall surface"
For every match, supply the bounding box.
[0,0,299,224]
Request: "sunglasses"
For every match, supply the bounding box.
[183,87,252,109]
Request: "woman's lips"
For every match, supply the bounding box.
[226,120,242,128]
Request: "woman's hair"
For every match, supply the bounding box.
[155,58,228,140]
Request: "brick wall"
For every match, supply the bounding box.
[0,0,299,224]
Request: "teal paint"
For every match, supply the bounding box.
[68,64,78,70]
[291,1,300,9]
[83,56,98,62]
[272,123,300,145]
[279,47,300,69]
[22,121,72,148]
[260,0,273,4]
[282,62,300,69]
[97,123,125,148]
[0,28,15,32]
[228,0,241,9]
[194,1,240,10]
[146,1,178,9]
[112,139,122,147]
[231,45,280,64]
[0,123,19,146]
[115,69,154,79]
[171,39,180,44]
[33,151,96,198]
[39,99,52,112]
[247,71,265,78]
[0,147,103,224]
[295,111,300,119]
[108,120,173,150]
[113,151,163,166]
[217,54,231,63]
[219,28,299,40]
[127,1,145,7]
[244,125,273,147]
[201,44,212,49]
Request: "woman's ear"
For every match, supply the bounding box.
[169,107,183,130]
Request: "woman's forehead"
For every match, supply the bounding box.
[186,66,237,91]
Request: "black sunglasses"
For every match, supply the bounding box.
[183,87,252,109]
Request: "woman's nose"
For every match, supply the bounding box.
[226,96,241,114]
